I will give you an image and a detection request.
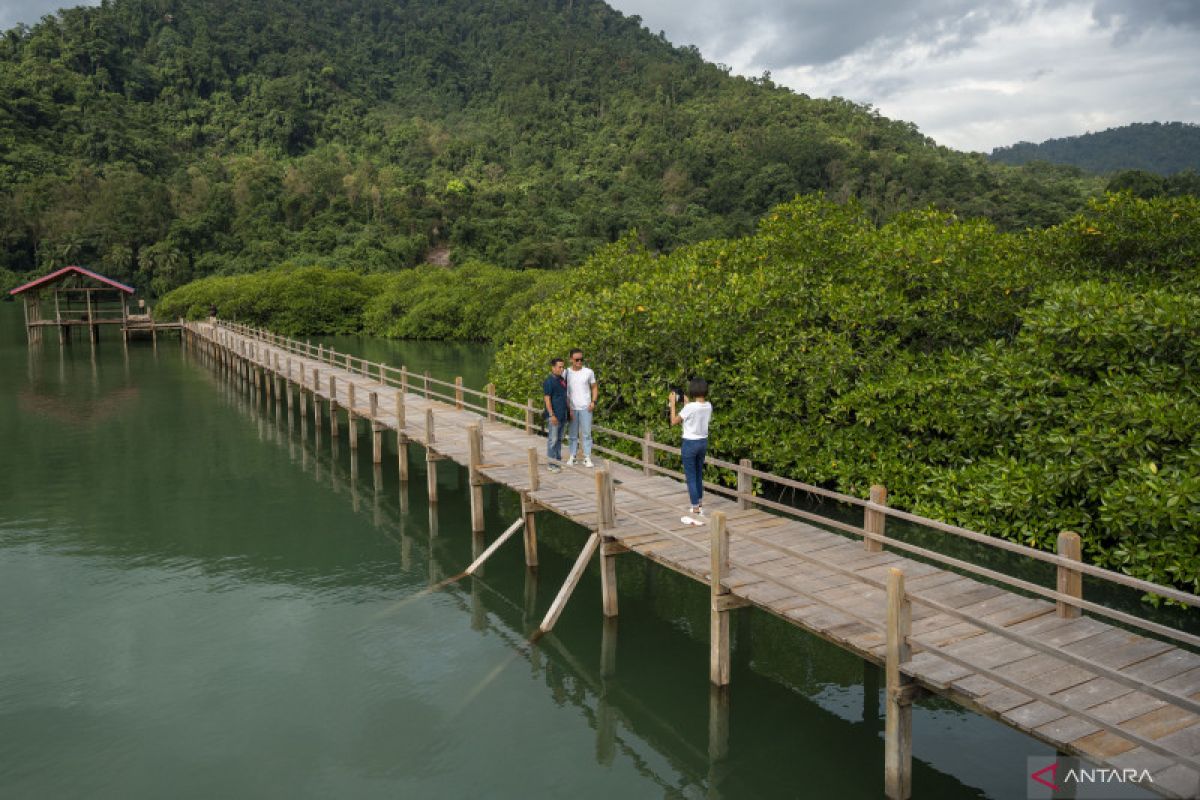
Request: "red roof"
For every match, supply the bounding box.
[9,265,135,296]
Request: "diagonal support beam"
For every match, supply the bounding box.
[537,533,601,635]
[465,518,526,576]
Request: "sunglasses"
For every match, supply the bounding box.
[572,357,583,362]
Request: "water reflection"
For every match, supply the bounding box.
[1,312,1040,799]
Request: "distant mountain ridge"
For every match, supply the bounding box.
[989,122,1200,176]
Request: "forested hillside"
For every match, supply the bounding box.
[2,0,1097,295]
[990,122,1200,176]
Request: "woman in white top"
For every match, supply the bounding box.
[669,378,712,522]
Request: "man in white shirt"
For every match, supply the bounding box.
[565,348,598,467]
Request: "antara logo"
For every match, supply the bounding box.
[1030,762,1058,790]
[1064,768,1154,784]
[1028,757,1155,798]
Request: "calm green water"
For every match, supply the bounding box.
[1,304,1064,800]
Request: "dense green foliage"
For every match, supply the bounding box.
[157,261,554,341]
[493,194,1200,594]
[991,122,1200,176]
[2,0,1099,296]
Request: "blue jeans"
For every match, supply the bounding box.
[682,437,707,507]
[568,407,592,458]
[546,416,565,462]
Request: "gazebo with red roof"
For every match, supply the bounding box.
[9,265,136,344]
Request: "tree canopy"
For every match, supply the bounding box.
[3,0,1100,294]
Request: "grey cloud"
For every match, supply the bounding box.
[1089,0,1200,44]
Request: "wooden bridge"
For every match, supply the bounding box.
[183,320,1200,799]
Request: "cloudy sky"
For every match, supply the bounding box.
[2,0,1197,152]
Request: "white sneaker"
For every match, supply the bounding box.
[584,457,594,468]
[566,455,576,466]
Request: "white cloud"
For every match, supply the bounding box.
[611,0,1200,152]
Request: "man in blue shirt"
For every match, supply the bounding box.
[542,357,569,473]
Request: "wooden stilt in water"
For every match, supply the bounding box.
[597,469,619,618]
[328,375,339,438]
[396,392,409,482]
[885,567,915,800]
[468,424,485,532]
[370,392,382,464]
[710,511,732,686]
[347,382,358,450]
[523,448,540,568]
[425,408,438,503]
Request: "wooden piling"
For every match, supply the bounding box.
[328,376,339,437]
[865,484,888,552]
[523,447,540,567]
[710,510,732,686]
[396,392,409,482]
[370,391,382,464]
[885,567,914,800]
[455,376,464,410]
[425,408,438,503]
[486,383,496,422]
[468,424,485,532]
[598,469,619,618]
[347,382,358,450]
[642,430,655,476]
[1057,531,1083,619]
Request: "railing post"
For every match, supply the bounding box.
[865,484,888,552]
[525,400,534,434]
[710,511,731,686]
[598,469,619,617]
[423,370,431,399]
[738,458,753,509]
[400,366,408,396]
[486,383,496,422]
[455,377,464,410]
[1057,531,1083,619]
[642,429,655,476]
[885,567,914,800]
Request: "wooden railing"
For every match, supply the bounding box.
[212,321,1200,650]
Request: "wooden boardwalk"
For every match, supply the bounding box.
[185,320,1200,799]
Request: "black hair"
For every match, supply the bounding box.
[569,348,583,358]
[549,357,564,367]
[688,377,709,398]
